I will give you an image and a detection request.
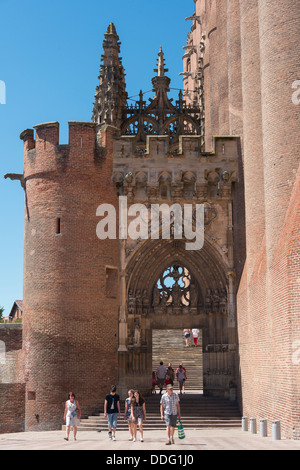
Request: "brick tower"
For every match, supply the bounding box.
[20,25,123,430]
[185,0,300,439]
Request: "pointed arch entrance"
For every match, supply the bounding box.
[118,236,238,400]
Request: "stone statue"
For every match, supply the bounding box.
[212,289,220,313]
[128,289,136,314]
[142,289,150,314]
[205,288,212,313]
[136,289,143,315]
[219,287,227,314]
[152,285,161,307]
[133,319,141,347]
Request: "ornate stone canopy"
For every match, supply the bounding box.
[121,47,201,149]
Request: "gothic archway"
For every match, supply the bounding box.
[118,236,237,399]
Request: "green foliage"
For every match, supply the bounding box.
[0,306,5,323]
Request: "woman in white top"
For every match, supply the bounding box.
[192,328,200,347]
[183,329,191,347]
[64,392,81,441]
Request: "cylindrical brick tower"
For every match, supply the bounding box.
[239,0,265,278]
[21,121,120,430]
[258,0,300,262]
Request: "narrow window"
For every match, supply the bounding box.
[80,136,83,149]
[56,218,61,235]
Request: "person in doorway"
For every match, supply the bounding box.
[64,392,81,441]
[160,384,181,445]
[176,364,187,394]
[179,362,187,392]
[183,329,191,347]
[192,328,200,347]
[130,390,147,442]
[156,361,167,394]
[167,363,175,386]
[124,389,134,441]
[152,371,157,394]
[104,385,120,441]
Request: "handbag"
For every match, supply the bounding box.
[177,419,185,439]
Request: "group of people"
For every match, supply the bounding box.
[184,328,199,347]
[63,384,181,445]
[153,361,187,395]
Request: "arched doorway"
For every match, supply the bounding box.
[118,236,238,400]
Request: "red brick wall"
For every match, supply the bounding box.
[0,384,25,434]
[190,0,300,438]
[22,122,120,430]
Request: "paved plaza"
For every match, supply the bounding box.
[1,428,300,451]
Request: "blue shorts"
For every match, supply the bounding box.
[107,412,118,429]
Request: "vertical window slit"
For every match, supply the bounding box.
[56,218,61,235]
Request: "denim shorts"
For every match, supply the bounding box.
[164,413,177,428]
[107,412,118,429]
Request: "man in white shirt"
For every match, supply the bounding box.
[160,384,181,445]
[156,361,167,395]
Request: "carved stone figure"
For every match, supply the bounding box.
[133,319,141,347]
[219,288,227,314]
[128,289,136,314]
[205,288,212,313]
[142,289,150,314]
[152,285,161,307]
[212,289,220,313]
[136,290,143,315]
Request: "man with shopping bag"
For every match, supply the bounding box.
[160,384,181,445]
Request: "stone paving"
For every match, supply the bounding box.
[1,428,300,451]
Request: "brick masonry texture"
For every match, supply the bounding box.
[22,123,120,431]
[187,0,300,439]
[1,2,299,439]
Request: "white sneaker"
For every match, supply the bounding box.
[128,437,133,441]
[140,437,144,442]
[112,435,116,441]
[133,437,136,442]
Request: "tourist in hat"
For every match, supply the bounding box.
[160,384,181,445]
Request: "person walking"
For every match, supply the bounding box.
[64,392,81,441]
[176,364,187,394]
[156,361,167,395]
[124,389,134,441]
[160,384,181,445]
[179,362,187,392]
[192,328,200,347]
[104,385,120,441]
[183,329,191,347]
[130,390,147,442]
[167,363,175,386]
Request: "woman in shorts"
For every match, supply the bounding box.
[184,329,191,347]
[124,389,134,441]
[130,390,146,442]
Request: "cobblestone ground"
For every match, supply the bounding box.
[1,429,300,451]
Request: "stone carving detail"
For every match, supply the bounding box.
[205,286,228,314]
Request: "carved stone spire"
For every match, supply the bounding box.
[92,23,127,129]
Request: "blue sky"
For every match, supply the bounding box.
[0,0,193,315]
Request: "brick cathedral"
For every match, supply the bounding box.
[1,1,300,439]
